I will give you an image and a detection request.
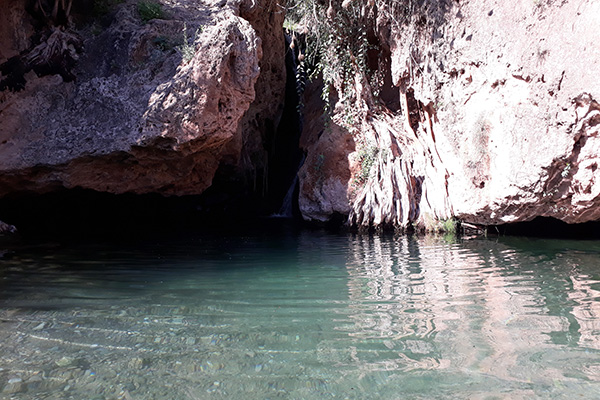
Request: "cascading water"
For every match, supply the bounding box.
[273,154,305,218]
[267,31,306,217]
[274,175,298,218]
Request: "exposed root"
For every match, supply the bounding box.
[348,105,452,230]
[0,27,82,92]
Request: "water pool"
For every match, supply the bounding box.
[1,229,600,399]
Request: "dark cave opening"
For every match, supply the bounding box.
[206,31,306,220]
[0,184,311,243]
[0,188,212,240]
[493,217,600,239]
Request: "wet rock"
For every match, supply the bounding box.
[3,378,25,394]
[185,337,196,345]
[128,357,150,369]
[298,79,354,222]
[103,369,117,379]
[55,356,75,367]
[25,374,44,391]
[32,322,46,331]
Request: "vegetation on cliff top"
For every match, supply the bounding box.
[285,0,376,113]
[284,0,449,118]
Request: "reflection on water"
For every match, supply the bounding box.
[1,231,600,399]
[344,236,600,398]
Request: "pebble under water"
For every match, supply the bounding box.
[1,226,600,399]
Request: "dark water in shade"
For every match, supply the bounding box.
[1,228,600,399]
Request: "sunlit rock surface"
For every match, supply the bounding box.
[0,0,284,197]
[2,0,599,228]
[298,78,354,222]
[299,0,600,227]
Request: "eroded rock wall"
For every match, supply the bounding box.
[0,0,285,198]
[299,0,600,228]
[3,0,598,229]
[391,0,600,225]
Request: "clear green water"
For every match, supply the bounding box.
[2,228,600,399]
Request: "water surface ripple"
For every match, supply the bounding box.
[1,231,600,399]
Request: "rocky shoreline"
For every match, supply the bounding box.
[1,0,599,231]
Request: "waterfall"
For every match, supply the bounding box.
[271,154,305,218]
[268,32,307,219]
[274,175,298,218]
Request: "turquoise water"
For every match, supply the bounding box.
[1,228,600,399]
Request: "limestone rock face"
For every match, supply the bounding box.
[299,0,600,227]
[298,79,354,222]
[0,0,284,197]
[401,0,600,225]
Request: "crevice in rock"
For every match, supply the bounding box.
[264,32,305,217]
[404,87,424,132]
[374,40,401,113]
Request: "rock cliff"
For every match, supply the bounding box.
[2,0,599,232]
[298,0,600,229]
[0,0,285,199]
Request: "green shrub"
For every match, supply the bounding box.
[441,218,457,234]
[284,0,373,125]
[137,1,164,22]
[422,213,458,235]
[355,143,379,184]
[285,0,449,132]
[177,23,203,63]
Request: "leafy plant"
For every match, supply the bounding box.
[177,23,203,63]
[283,19,299,31]
[441,218,457,234]
[285,0,375,123]
[355,142,379,184]
[137,1,164,23]
[285,0,450,129]
[422,213,458,235]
